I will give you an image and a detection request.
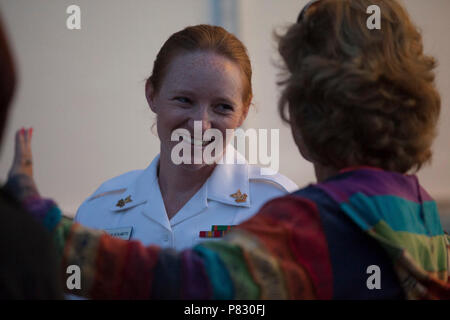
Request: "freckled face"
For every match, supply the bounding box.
[147,51,248,169]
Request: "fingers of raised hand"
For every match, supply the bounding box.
[14,127,33,167]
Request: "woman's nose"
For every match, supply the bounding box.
[191,106,212,132]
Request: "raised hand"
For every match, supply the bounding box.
[8,127,34,180]
[6,127,39,200]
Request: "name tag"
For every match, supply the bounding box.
[199,225,236,238]
[104,226,133,240]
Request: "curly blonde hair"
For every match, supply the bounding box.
[277,0,441,173]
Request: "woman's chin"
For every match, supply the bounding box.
[174,161,214,172]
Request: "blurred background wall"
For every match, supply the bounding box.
[0,0,448,228]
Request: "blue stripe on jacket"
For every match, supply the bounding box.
[294,186,404,299]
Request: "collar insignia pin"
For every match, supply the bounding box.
[230,189,247,203]
[116,199,125,208]
[116,195,132,208]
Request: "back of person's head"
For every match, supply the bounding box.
[278,0,441,173]
[0,15,16,146]
[146,24,253,109]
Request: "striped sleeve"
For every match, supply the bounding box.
[15,184,326,299]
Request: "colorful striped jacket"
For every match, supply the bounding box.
[10,168,450,299]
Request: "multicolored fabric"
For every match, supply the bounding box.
[10,169,450,299]
[314,168,450,299]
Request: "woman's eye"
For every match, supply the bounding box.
[174,97,191,104]
[217,104,234,113]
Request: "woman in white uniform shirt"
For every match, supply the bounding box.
[75,25,297,250]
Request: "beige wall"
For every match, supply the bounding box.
[0,1,449,228]
[0,0,211,215]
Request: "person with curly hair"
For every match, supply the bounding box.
[6,0,450,299]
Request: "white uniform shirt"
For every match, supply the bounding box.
[75,145,298,250]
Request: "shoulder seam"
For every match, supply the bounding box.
[86,170,142,201]
[88,188,127,202]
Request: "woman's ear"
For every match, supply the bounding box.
[145,80,157,113]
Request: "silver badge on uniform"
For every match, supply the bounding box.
[104,226,133,240]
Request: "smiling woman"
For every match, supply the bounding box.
[73,24,297,249]
[148,51,246,173]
